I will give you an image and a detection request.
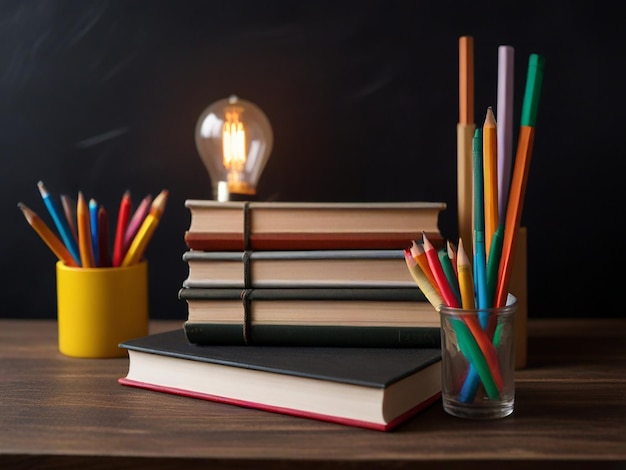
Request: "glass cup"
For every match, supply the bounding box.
[56,261,149,358]
[439,294,517,419]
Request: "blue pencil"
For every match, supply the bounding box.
[37,181,81,266]
[472,129,489,327]
[89,199,99,266]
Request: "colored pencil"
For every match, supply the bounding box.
[486,224,504,308]
[76,191,95,268]
[438,248,461,307]
[37,181,81,266]
[60,194,78,245]
[409,240,440,295]
[112,190,132,267]
[97,205,111,267]
[483,106,498,257]
[403,249,444,311]
[495,54,545,308]
[18,202,79,267]
[472,129,489,323]
[121,189,169,267]
[497,45,515,222]
[456,238,475,310]
[89,198,99,266]
[422,232,460,309]
[123,194,152,253]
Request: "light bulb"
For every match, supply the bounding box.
[195,95,273,202]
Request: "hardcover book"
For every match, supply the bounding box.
[179,287,440,347]
[118,329,442,431]
[181,249,417,288]
[184,200,446,251]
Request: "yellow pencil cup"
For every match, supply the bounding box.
[56,261,149,358]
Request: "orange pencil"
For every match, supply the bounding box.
[77,191,95,268]
[18,202,79,267]
[483,106,498,257]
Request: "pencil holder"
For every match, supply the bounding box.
[56,261,149,358]
[439,294,517,419]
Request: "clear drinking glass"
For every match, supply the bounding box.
[439,295,517,419]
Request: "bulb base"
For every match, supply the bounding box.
[214,181,257,202]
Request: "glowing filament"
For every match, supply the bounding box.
[222,110,246,178]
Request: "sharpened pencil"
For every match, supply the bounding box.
[37,181,81,266]
[112,190,132,267]
[403,249,444,312]
[123,194,152,253]
[483,106,498,257]
[121,189,169,267]
[18,202,79,267]
[77,191,95,268]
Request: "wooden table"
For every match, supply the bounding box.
[1,318,625,469]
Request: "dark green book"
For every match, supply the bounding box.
[118,329,442,431]
[179,287,440,348]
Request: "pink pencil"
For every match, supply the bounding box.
[123,194,152,253]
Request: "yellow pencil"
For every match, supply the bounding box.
[18,202,79,267]
[121,189,169,267]
[77,191,95,268]
[483,106,498,257]
[403,249,444,312]
[456,238,476,309]
[409,240,441,295]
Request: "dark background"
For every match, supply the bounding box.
[1,1,620,319]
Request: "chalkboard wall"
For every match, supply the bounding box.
[1,1,621,319]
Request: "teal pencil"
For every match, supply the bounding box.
[486,224,504,308]
[37,181,81,266]
[438,248,461,307]
[472,129,489,326]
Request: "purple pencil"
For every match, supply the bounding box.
[497,45,515,222]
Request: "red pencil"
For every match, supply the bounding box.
[112,190,132,267]
[422,233,460,308]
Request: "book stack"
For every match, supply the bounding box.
[119,199,448,431]
[179,200,447,348]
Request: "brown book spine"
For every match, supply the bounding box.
[184,231,444,251]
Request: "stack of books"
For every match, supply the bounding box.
[119,199,448,431]
[179,200,447,348]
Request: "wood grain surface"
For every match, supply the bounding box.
[1,319,625,469]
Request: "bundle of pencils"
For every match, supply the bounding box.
[405,46,545,401]
[18,182,169,269]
